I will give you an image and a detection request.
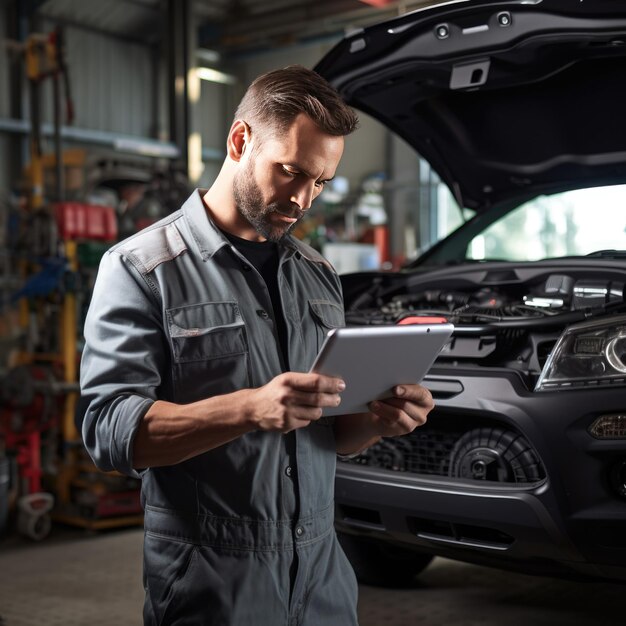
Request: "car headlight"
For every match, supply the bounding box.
[535,315,626,391]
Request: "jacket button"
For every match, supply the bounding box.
[242,263,252,271]
[285,466,293,477]
[256,309,269,319]
[295,526,304,537]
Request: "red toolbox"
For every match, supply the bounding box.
[55,202,117,241]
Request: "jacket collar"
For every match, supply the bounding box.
[182,188,303,261]
[182,189,231,260]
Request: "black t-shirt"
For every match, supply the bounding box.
[223,231,289,369]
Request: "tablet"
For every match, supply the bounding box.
[310,324,454,416]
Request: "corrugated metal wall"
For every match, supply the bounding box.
[0,18,159,195]
[0,11,241,192]
[0,18,159,169]
[39,21,156,137]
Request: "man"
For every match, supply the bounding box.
[79,65,434,625]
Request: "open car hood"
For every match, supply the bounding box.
[315,0,626,212]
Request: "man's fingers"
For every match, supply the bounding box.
[289,389,342,409]
[281,371,345,393]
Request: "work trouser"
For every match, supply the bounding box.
[142,504,359,626]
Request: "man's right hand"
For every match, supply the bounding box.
[245,372,345,433]
[133,372,345,469]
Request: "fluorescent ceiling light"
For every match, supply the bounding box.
[196,67,237,85]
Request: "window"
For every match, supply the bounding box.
[468,185,626,261]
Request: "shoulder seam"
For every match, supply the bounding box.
[115,220,187,274]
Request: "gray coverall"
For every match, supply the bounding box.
[79,190,359,625]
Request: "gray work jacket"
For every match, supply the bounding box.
[79,190,357,625]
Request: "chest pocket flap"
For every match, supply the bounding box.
[309,300,345,329]
[167,301,246,363]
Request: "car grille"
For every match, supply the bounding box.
[348,429,458,475]
[342,418,546,484]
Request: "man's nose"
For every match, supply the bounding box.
[290,182,315,211]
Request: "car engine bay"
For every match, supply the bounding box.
[343,260,626,388]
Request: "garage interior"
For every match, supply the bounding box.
[0,0,624,624]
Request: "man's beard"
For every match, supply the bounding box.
[233,161,303,243]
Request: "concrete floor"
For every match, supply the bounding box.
[0,525,624,626]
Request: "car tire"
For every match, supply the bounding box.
[338,532,434,587]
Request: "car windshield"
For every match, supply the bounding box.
[425,184,626,266]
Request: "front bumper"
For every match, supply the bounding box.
[334,368,626,581]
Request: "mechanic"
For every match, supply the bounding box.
[78,65,435,626]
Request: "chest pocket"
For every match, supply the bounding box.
[167,301,250,402]
[309,299,345,354]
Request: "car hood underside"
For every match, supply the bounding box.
[315,0,626,211]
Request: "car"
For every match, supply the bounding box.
[314,0,626,586]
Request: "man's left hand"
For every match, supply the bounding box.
[366,383,434,438]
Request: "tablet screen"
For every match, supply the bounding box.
[310,324,454,416]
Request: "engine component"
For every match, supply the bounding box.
[448,427,545,483]
[572,279,625,310]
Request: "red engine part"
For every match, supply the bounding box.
[397,316,449,325]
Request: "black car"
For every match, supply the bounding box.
[315,0,626,585]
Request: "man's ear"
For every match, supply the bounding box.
[227,119,250,162]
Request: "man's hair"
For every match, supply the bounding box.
[234,65,359,142]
